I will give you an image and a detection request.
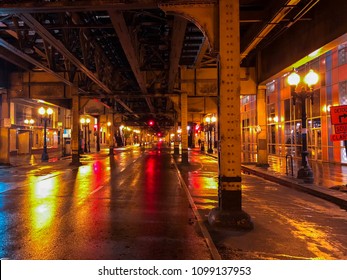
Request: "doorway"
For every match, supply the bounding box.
[309,128,322,160]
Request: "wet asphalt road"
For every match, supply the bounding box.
[0,145,211,259]
[1,145,347,260]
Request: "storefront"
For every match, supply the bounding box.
[8,99,66,155]
[241,42,347,165]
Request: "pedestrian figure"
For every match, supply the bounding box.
[198,138,201,147]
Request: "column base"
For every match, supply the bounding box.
[109,146,114,155]
[70,153,82,166]
[174,142,179,155]
[297,166,314,183]
[181,149,189,165]
[41,152,49,161]
[208,207,253,230]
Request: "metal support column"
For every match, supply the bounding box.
[96,116,100,152]
[174,120,179,155]
[181,92,188,164]
[71,87,81,165]
[109,113,115,155]
[208,0,252,229]
[256,85,269,167]
[0,92,10,166]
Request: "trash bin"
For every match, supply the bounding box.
[64,138,71,156]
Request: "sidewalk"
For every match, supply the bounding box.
[199,149,347,211]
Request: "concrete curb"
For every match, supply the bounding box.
[171,156,222,260]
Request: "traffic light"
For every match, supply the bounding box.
[148,120,154,126]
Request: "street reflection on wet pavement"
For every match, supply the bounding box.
[0,146,211,260]
[1,145,347,260]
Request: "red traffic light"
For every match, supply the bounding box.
[148,120,154,126]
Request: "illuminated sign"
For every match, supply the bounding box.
[330,105,347,125]
[330,133,347,142]
[334,124,347,134]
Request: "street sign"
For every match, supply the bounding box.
[330,105,347,125]
[334,124,347,134]
[330,133,347,142]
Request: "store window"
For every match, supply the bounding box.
[307,89,320,118]
[340,80,347,105]
[267,81,275,94]
[338,44,347,65]
[241,94,258,162]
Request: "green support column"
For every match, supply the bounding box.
[208,0,252,229]
[0,92,10,166]
[181,93,188,164]
[70,87,81,166]
[256,85,269,167]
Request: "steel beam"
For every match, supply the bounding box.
[18,13,134,115]
[0,38,74,86]
[0,47,31,70]
[0,1,158,13]
[168,16,187,92]
[194,38,209,68]
[109,10,155,113]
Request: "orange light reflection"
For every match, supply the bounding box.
[29,176,58,231]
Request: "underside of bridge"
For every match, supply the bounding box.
[1,0,343,135]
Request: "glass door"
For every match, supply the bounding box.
[310,128,322,160]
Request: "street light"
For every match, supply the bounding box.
[80,117,91,153]
[211,116,217,149]
[24,118,35,126]
[38,106,53,161]
[205,116,216,153]
[24,119,35,154]
[287,69,319,183]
